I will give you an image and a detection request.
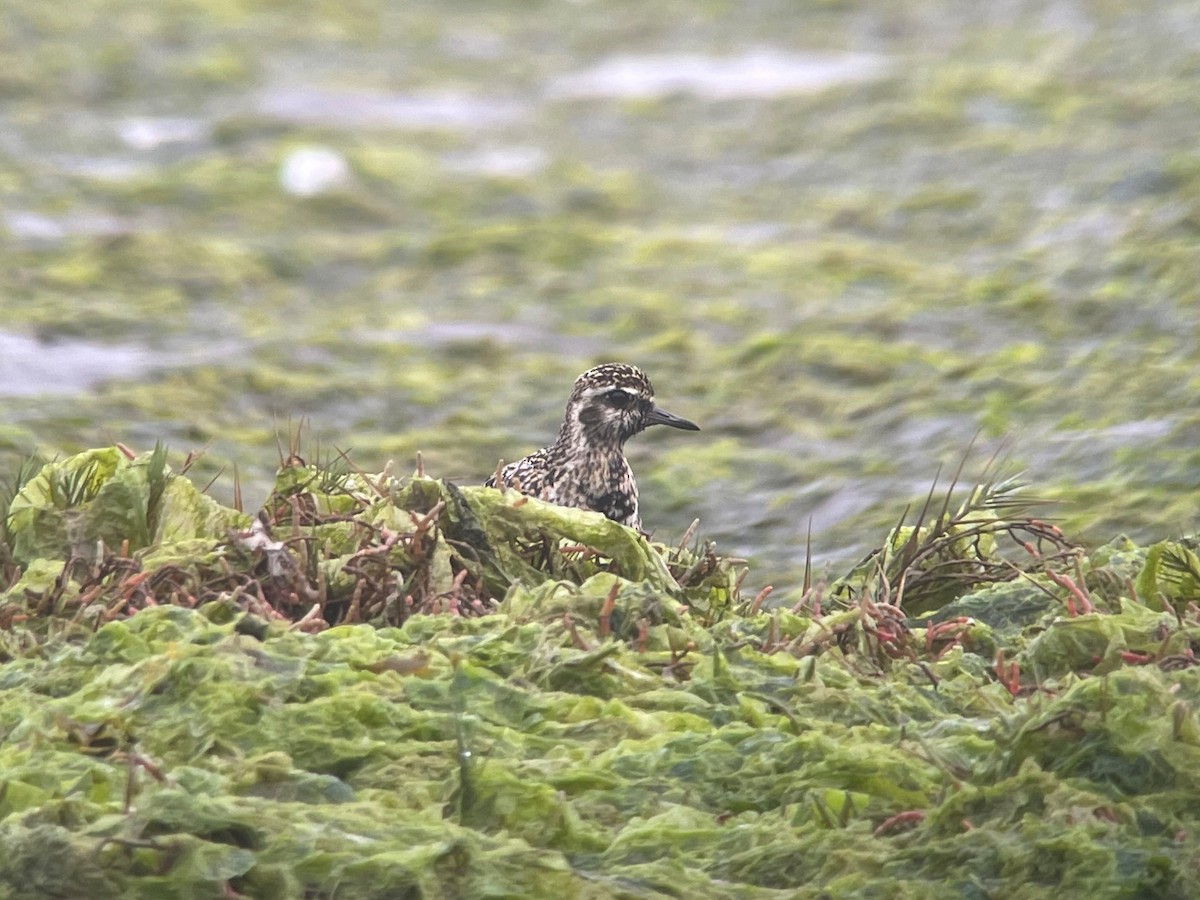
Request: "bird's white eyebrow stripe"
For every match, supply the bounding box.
[581,386,644,400]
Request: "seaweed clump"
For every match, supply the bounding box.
[1,446,1199,899]
[0,444,736,639]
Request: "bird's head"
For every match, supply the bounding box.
[562,363,700,447]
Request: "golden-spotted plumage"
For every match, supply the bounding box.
[485,363,699,530]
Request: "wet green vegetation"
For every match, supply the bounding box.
[3,1,1200,894]
[2,447,1200,897]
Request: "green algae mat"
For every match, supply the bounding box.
[2,447,1200,899]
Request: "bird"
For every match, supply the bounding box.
[485,363,700,531]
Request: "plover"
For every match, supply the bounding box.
[486,363,699,530]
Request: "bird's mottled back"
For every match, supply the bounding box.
[485,363,699,530]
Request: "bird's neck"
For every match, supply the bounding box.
[554,420,627,459]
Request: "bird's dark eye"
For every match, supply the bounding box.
[604,389,633,408]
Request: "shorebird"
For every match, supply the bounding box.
[485,363,699,530]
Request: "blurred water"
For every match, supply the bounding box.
[0,331,154,396]
[258,85,526,131]
[0,331,252,398]
[549,50,890,99]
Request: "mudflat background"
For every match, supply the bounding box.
[2,0,1198,595]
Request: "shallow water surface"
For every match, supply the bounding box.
[0,332,154,397]
[548,49,890,99]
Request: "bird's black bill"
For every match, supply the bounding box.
[646,405,700,431]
